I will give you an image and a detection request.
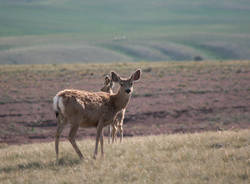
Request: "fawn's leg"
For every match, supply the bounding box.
[108,125,112,144]
[118,125,123,143]
[100,128,104,157]
[111,124,117,143]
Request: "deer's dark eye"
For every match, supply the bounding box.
[120,83,124,87]
[130,82,133,85]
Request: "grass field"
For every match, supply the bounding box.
[0,60,249,183]
[0,0,250,64]
[0,130,249,184]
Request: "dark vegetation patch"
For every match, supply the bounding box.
[0,61,250,144]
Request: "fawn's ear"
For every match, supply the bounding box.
[131,69,141,81]
[104,75,111,84]
[105,75,110,80]
[111,71,121,83]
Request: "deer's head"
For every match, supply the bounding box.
[111,69,141,95]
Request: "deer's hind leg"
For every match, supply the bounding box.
[68,124,83,159]
[55,114,67,161]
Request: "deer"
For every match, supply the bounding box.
[100,75,126,144]
[53,69,141,160]
[100,75,114,94]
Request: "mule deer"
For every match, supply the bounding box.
[100,75,126,143]
[53,69,141,160]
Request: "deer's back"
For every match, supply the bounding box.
[57,89,113,127]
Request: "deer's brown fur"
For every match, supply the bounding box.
[53,70,141,160]
[101,75,125,143]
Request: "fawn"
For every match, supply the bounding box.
[100,75,125,143]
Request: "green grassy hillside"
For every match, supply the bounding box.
[0,0,250,63]
[0,130,249,184]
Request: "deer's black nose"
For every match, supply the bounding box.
[125,89,131,94]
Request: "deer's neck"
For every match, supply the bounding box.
[111,88,131,112]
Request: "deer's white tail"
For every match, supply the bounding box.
[53,95,64,116]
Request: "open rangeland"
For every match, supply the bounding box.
[1,0,250,64]
[0,60,250,144]
[0,130,249,184]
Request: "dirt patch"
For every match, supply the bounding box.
[0,61,250,145]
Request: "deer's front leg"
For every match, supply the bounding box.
[93,120,104,159]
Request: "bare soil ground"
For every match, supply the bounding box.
[0,61,250,145]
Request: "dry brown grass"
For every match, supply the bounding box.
[0,130,249,184]
[1,60,250,79]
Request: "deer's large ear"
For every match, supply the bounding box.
[111,71,121,83]
[131,69,141,81]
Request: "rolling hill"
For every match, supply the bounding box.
[0,0,250,64]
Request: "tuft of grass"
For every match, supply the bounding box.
[0,130,249,184]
